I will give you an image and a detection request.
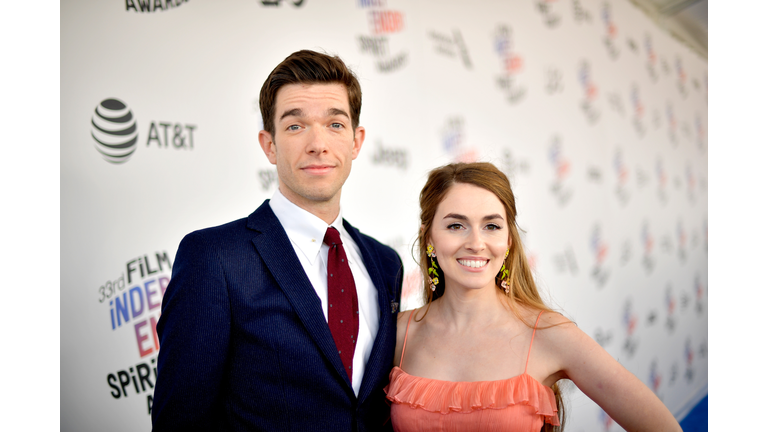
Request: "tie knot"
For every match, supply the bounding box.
[323,227,343,247]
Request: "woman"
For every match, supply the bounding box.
[385,162,681,432]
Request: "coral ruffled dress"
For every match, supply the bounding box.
[385,310,560,432]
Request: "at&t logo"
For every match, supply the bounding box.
[92,98,139,164]
[91,98,197,164]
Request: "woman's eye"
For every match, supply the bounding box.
[447,223,463,230]
[486,224,502,230]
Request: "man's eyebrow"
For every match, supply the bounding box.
[280,108,303,121]
[327,108,350,119]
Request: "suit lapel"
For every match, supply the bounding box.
[248,202,351,387]
[344,220,394,404]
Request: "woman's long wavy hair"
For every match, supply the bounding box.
[415,162,566,431]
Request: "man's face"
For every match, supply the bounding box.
[259,83,365,213]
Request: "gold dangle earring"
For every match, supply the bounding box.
[426,244,439,291]
[499,249,510,294]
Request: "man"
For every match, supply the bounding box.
[151,50,403,432]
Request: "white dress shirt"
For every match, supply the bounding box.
[269,189,380,396]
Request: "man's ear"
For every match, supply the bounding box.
[350,126,365,160]
[258,130,277,165]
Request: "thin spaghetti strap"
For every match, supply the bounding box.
[399,309,417,368]
[524,311,545,374]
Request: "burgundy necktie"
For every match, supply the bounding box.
[324,227,359,382]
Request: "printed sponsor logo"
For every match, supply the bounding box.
[590,224,610,287]
[640,221,655,274]
[684,338,695,383]
[357,0,408,73]
[669,361,679,386]
[606,91,624,117]
[619,238,632,266]
[100,252,172,414]
[649,359,662,395]
[613,149,630,206]
[666,102,678,146]
[548,135,573,205]
[686,163,697,203]
[626,37,638,54]
[500,148,531,186]
[655,157,668,205]
[676,220,688,262]
[695,113,706,151]
[126,0,189,12]
[552,245,578,275]
[257,168,278,191]
[428,29,472,69]
[107,358,159,414]
[664,284,677,333]
[651,107,662,130]
[675,56,688,97]
[493,25,526,103]
[622,298,639,357]
[534,0,563,28]
[441,116,476,162]
[599,408,615,431]
[371,139,408,170]
[594,326,613,347]
[578,60,600,123]
[694,274,705,316]
[630,83,645,137]
[572,0,593,23]
[260,0,305,6]
[601,2,620,59]
[587,165,603,183]
[91,98,197,164]
[636,165,650,189]
[544,66,564,94]
[645,34,658,82]
[92,98,139,164]
[660,56,671,75]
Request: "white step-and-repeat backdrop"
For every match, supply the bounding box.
[61,0,707,430]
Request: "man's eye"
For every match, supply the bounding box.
[288,125,300,131]
[330,123,343,129]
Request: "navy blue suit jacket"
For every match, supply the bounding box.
[152,200,403,431]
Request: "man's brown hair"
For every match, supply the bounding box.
[259,50,363,137]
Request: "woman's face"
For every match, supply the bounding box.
[428,183,511,293]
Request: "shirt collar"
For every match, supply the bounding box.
[269,188,345,265]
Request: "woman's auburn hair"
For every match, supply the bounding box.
[415,162,566,431]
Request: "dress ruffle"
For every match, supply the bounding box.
[385,366,560,426]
